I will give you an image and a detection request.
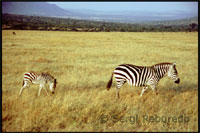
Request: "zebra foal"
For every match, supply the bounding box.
[19,72,57,96]
[107,62,180,99]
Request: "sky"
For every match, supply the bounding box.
[48,2,198,14]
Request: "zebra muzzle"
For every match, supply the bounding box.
[175,78,180,84]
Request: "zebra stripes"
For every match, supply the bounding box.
[23,71,39,83]
[19,63,179,98]
[19,72,57,96]
[107,62,180,99]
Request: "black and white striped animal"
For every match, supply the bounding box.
[107,62,180,99]
[19,72,57,96]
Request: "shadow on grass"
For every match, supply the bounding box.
[165,83,197,93]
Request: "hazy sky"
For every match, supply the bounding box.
[48,2,198,14]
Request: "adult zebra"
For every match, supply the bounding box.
[19,72,57,96]
[106,62,180,99]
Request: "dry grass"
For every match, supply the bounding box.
[2,30,198,132]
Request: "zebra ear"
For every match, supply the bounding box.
[172,62,176,66]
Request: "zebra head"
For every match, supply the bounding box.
[168,63,180,84]
[49,78,57,94]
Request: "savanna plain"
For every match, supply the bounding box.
[2,30,198,132]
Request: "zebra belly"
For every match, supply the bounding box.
[114,75,145,86]
[115,77,147,87]
[32,80,41,84]
[134,84,146,87]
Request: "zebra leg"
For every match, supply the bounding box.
[38,84,44,96]
[140,86,148,97]
[19,87,25,96]
[44,85,50,96]
[150,85,158,95]
[116,80,126,99]
[116,88,120,99]
[19,81,28,96]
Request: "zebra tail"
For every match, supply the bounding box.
[106,72,113,91]
[22,80,24,86]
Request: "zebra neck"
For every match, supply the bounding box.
[153,65,169,79]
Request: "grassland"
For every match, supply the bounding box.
[2,30,198,132]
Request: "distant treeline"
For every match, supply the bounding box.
[2,13,198,32]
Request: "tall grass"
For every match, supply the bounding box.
[2,30,198,132]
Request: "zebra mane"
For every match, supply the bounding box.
[29,71,37,73]
[153,62,172,67]
[41,72,54,79]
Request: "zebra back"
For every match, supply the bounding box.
[114,64,154,87]
[23,72,55,83]
[23,71,39,83]
[40,72,55,82]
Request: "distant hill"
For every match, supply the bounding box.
[64,8,198,23]
[2,2,71,17]
[2,13,198,32]
[2,2,198,23]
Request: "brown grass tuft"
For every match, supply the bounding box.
[34,58,52,63]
